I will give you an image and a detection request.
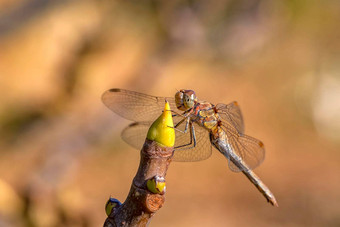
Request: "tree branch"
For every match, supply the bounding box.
[104,139,174,227]
[103,100,175,227]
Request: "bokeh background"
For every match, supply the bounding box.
[1,0,340,226]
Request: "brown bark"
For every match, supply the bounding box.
[103,139,174,227]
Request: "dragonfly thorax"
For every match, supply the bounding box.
[192,101,220,130]
[175,89,197,111]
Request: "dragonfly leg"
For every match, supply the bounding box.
[174,121,197,150]
[171,111,180,118]
[192,122,197,147]
[168,111,191,133]
[173,117,190,133]
[170,109,191,118]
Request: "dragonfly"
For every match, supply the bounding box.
[102,88,278,206]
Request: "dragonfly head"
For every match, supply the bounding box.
[175,89,197,110]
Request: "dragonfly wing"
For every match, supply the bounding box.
[121,122,150,150]
[216,102,244,135]
[219,123,265,172]
[102,88,178,122]
[172,117,212,162]
[121,115,212,162]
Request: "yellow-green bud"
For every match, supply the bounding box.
[147,176,166,194]
[105,197,121,216]
[147,101,175,147]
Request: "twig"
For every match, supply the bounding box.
[103,139,174,227]
[103,101,175,227]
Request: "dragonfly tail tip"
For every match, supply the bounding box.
[269,198,279,207]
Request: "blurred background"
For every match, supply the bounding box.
[1,0,340,226]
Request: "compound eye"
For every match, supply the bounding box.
[175,91,186,110]
[184,94,194,108]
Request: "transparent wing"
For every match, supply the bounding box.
[102,88,178,122]
[216,102,244,135]
[219,123,265,172]
[172,115,212,162]
[121,116,212,162]
[121,122,150,150]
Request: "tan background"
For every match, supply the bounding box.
[0,1,340,226]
